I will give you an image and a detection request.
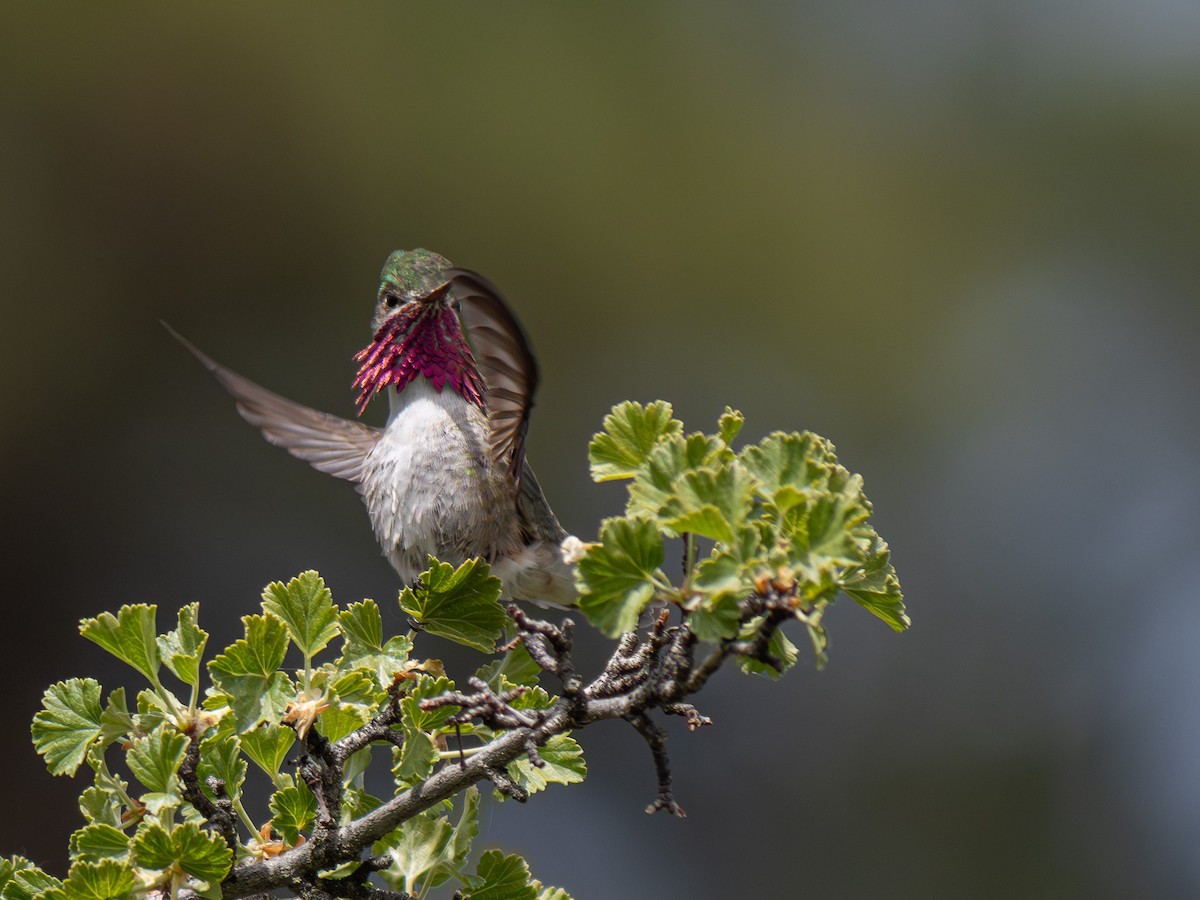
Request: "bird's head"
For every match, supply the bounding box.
[352,249,484,415]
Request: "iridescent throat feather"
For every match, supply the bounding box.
[352,306,486,415]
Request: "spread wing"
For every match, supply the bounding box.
[446,268,539,490]
[164,322,380,483]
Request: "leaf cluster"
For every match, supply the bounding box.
[581,402,908,670]
[23,567,574,900]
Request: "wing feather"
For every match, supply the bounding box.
[164,322,379,483]
[446,268,539,489]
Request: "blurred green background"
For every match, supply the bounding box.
[3,3,1200,897]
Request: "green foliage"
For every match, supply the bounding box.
[268,786,316,845]
[30,680,103,777]
[502,734,586,799]
[26,557,576,899]
[400,557,508,652]
[207,613,293,731]
[18,400,905,900]
[157,603,208,688]
[576,517,667,637]
[580,402,909,664]
[262,571,340,664]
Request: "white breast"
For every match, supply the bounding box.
[360,378,517,582]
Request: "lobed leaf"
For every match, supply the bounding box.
[737,627,800,680]
[378,811,453,894]
[197,732,246,802]
[240,723,296,782]
[156,603,208,688]
[503,734,585,797]
[464,850,538,900]
[588,400,682,482]
[476,643,541,690]
[207,613,293,731]
[31,679,103,777]
[661,462,757,544]
[338,600,413,686]
[576,517,666,637]
[97,688,132,746]
[269,785,317,845]
[399,558,506,653]
[262,571,340,660]
[57,859,135,900]
[79,605,160,684]
[126,723,187,795]
[67,824,130,863]
[841,534,909,631]
[626,432,724,523]
[132,822,232,884]
[1,857,62,900]
[716,406,745,447]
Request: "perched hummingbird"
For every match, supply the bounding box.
[170,249,576,607]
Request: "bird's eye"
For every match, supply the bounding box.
[384,293,401,309]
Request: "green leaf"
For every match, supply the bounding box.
[207,613,293,731]
[465,850,538,900]
[156,603,208,688]
[379,811,453,893]
[576,517,666,637]
[717,407,744,446]
[129,823,174,874]
[262,571,340,661]
[318,700,371,743]
[627,432,723,522]
[504,734,585,797]
[329,669,384,706]
[2,858,62,900]
[98,688,132,746]
[79,787,123,829]
[534,884,573,900]
[737,627,799,680]
[126,724,187,795]
[197,733,246,802]
[58,859,135,900]
[269,785,316,845]
[79,605,161,684]
[68,824,130,863]
[402,676,459,731]
[171,822,233,884]
[741,431,840,499]
[32,678,103,776]
[394,676,455,785]
[692,525,766,596]
[317,860,362,881]
[476,644,541,690]
[132,822,232,884]
[786,491,869,571]
[134,688,177,736]
[508,683,554,711]
[447,787,479,877]
[588,400,682,481]
[662,462,756,544]
[393,726,437,786]
[399,558,506,653]
[338,600,413,686]
[841,534,910,632]
[688,593,742,643]
[240,723,295,781]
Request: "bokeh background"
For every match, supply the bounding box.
[3,3,1199,897]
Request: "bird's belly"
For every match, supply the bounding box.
[360,383,515,582]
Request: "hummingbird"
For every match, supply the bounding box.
[169,249,576,607]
